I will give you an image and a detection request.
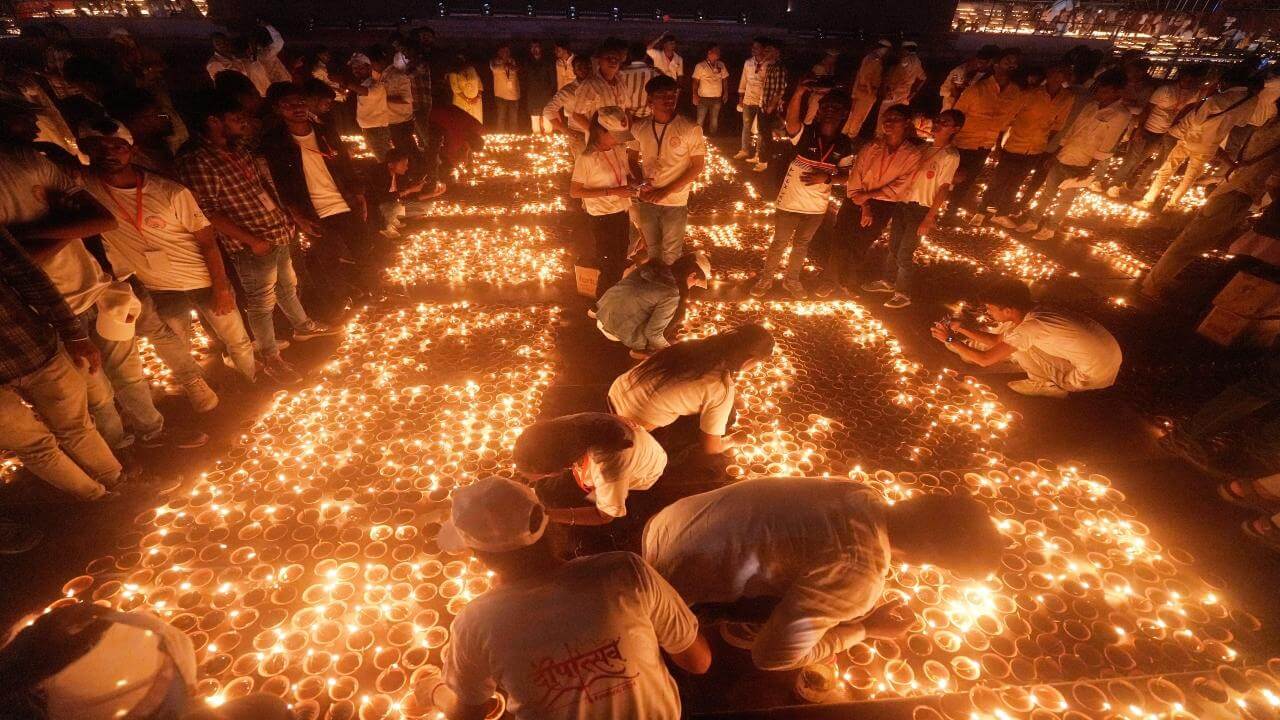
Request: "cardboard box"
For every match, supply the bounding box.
[574,262,600,298]
[1212,272,1280,317]
[1197,306,1253,347]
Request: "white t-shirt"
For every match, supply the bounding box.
[383,66,414,124]
[444,552,697,720]
[630,115,706,207]
[647,48,684,80]
[739,58,767,107]
[609,368,735,435]
[0,147,111,314]
[571,147,632,216]
[903,144,960,207]
[573,420,667,517]
[491,60,521,101]
[356,78,390,128]
[692,60,729,98]
[776,126,856,214]
[86,173,213,292]
[999,308,1123,390]
[1144,83,1198,135]
[293,131,352,219]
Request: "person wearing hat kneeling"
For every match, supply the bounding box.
[596,252,709,360]
[439,477,711,720]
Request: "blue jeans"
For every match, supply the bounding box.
[762,210,826,282]
[363,125,392,161]
[231,244,313,358]
[881,202,930,296]
[634,202,689,265]
[78,305,164,450]
[131,279,206,388]
[697,97,723,135]
[148,286,256,381]
[740,104,761,155]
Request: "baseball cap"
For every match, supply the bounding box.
[77,118,134,145]
[437,477,548,553]
[348,52,372,67]
[594,106,633,142]
[95,282,142,342]
[903,40,919,50]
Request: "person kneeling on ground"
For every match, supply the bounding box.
[642,478,1005,673]
[931,276,1122,398]
[609,323,774,455]
[439,477,710,720]
[366,147,446,239]
[596,252,710,359]
[513,412,667,526]
[0,602,294,720]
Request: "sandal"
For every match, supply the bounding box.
[1217,479,1280,512]
[1241,515,1280,553]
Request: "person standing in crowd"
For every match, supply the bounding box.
[543,55,593,157]
[642,479,1003,672]
[596,253,710,359]
[0,225,122,502]
[405,40,434,158]
[647,33,684,81]
[999,69,1130,241]
[177,91,340,386]
[1141,107,1280,299]
[570,108,636,297]
[940,44,999,111]
[632,75,707,265]
[379,47,417,155]
[260,84,371,319]
[440,477,710,720]
[206,31,247,84]
[553,39,577,90]
[346,51,393,161]
[252,21,291,85]
[619,43,658,120]
[79,121,258,386]
[748,40,788,173]
[983,65,1073,220]
[843,39,891,138]
[104,87,178,176]
[523,41,556,134]
[865,109,965,310]
[513,412,667,526]
[948,47,1024,220]
[571,38,630,135]
[1102,64,1207,199]
[692,44,729,135]
[816,104,923,297]
[447,54,484,125]
[751,85,855,299]
[734,37,769,162]
[932,276,1122,397]
[308,47,344,95]
[876,40,927,135]
[490,44,521,133]
[1136,66,1259,211]
[609,324,774,455]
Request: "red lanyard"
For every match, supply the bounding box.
[217,147,257,183]
[104,170,145,238]
[601,149,625,187]
[814,135,837,166]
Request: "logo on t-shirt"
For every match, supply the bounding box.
[530,638,638,710]
[144,216,166,230]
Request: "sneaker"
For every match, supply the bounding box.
[0,521,42,555]
[884,293,912,309]
[753,162,769,172]
[720,622,762,650]
[860,280,895,294]
[733,150,750,159]
[292,322,342,341]
[1014,220,1039,233]
[586,308,597,319]
[261,356,304,385]
[628,350,650,361]
[139,427,210,450]
[813,279,838,298]
[1008,378,1069,398]
[743,155,760,164]
[1133,199,1153,211]
[182,378,219,413]
[991,215,1018,229]
[748,277,774,297]
[781,279,806,298]
[1031,227,1055,242]
[1105,185,1123,199]
[967,213,986,226]
[1087,180,1104,193]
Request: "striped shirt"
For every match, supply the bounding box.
[0,226,86,384]
[176,140,294,253]
[618,62,658,118]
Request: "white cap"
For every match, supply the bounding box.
[77,118,133,145]
[877,39,893,49]
[348,52,372,67]
[594,106,633,142]
[437,477,548,553]
[691,251,711,288]
[903,40,919,49]
[94,282,142,341]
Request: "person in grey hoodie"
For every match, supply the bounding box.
[596,253,709,359]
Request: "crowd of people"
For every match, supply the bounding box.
[1,15,1280,720]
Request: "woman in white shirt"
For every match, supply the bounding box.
[609,324,774,454]
[513,412,667,526]
[570,107,636,297]
[447,54,484,123]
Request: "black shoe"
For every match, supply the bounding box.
[139,427,210,449]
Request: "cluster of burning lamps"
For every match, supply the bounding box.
[11,133,1276,719]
